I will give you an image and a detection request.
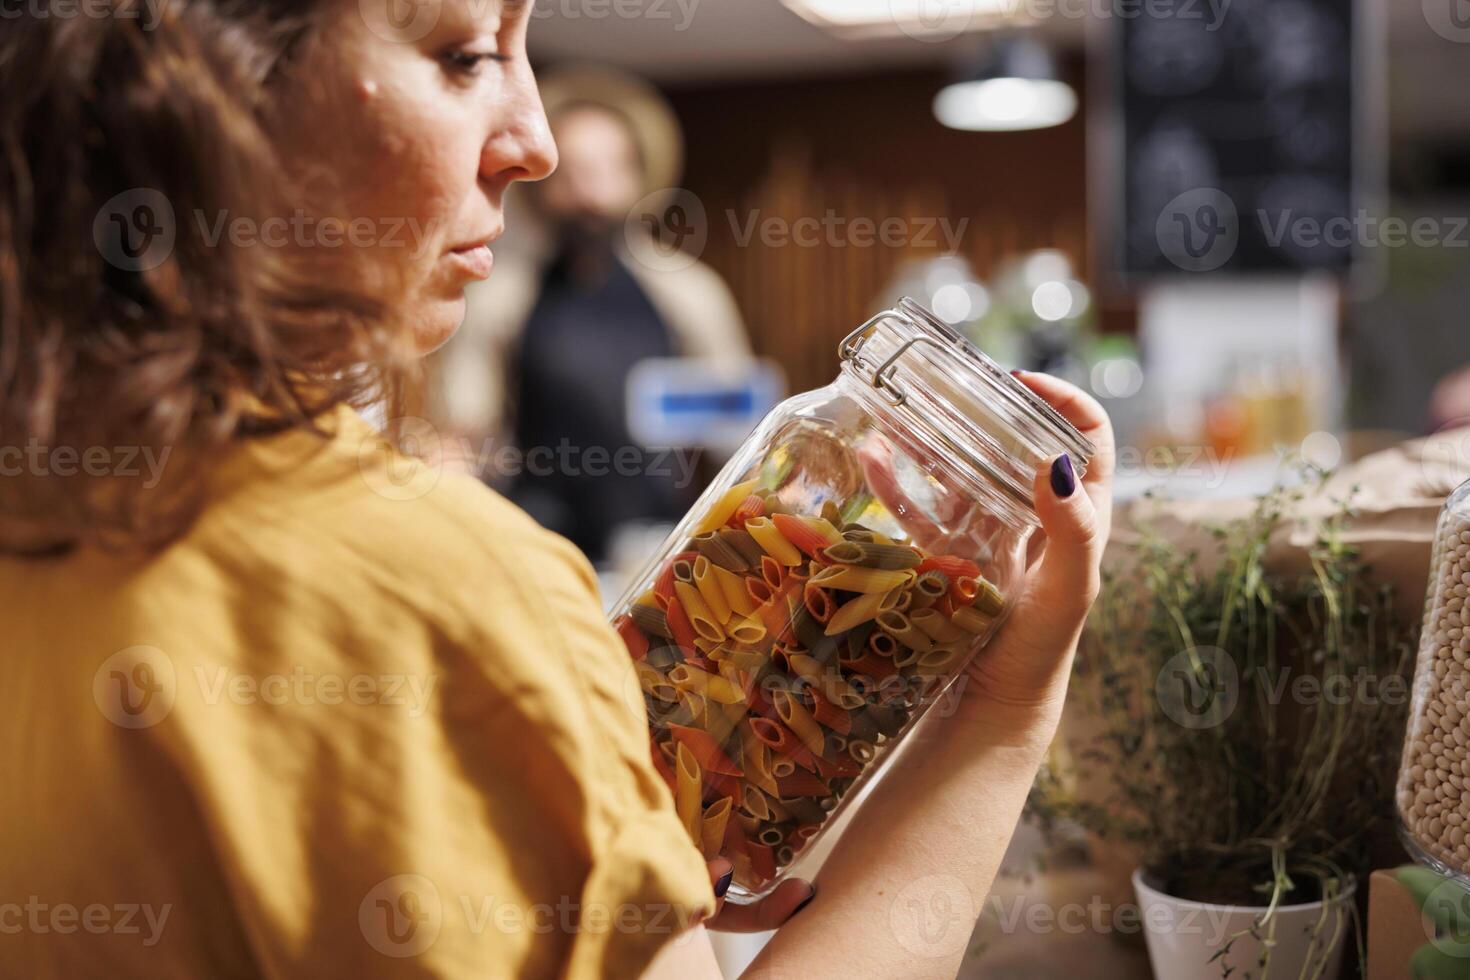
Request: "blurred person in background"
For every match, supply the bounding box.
[1432,363,1470,431]
[430,67,751,565]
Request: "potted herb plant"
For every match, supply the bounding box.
[1029,479,1418,979]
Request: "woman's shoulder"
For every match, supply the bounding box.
[201,405,602,631]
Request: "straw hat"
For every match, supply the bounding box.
[536,66,685,199]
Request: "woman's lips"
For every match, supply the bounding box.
[447,244,495,280]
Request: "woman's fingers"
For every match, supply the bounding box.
[706,878,816,933]
[1011,370,1115,543]
[964,453,1105,709]
[704,857,734,921]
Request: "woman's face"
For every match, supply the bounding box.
[273,0,557,353]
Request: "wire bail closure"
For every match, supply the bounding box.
[838,317,947,408]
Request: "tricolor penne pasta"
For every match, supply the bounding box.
[612,478,1009,895]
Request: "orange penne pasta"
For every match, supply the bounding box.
[665,597,698,652]
[745,517,803,566]
[803,583,835,624]
[695,478,761,535]
[615,615,649,661]
[771,513,842,559]
[747,842,777,881]
[916,554,982,581]
[806,690,853,735]
[730,493,765,526]
[776,770,832,798]
[760,555,786,590]
[669,723,743,776]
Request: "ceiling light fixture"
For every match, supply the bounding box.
[934,36,1077,132]
[780,0,1007,39]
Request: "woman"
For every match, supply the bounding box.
[0,2,1114,979]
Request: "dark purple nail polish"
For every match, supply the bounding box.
[715,869,733,898]
[793,885,816,915]
[1051,454,1076,499]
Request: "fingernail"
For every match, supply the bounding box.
[1050,453,1076,499]
[793,885,816,915]
[714,869,733,899]
[1009,368,1026,378]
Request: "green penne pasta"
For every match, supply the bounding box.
[973,577,1006,616]
[719,528,766,568]
[821,540,922,570]
[951,605,996,635]
[630,603,672,639]
[694,531,750,572]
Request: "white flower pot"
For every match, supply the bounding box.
[1132,868,1356,980]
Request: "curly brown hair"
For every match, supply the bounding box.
[0,1,413,555]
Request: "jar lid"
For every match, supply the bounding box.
[839,297,1096,512]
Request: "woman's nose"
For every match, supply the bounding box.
[482,68,558,187]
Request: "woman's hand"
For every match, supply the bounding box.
[702,857,815,932]
[952,370,1115,742]
[744,372,1113,980]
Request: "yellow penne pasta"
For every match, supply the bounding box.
[911,607,970,644]
[670,664,746,704]
[674,581,725,642]
[711,563,757,618]
[740,726,780,796]
[745,517,803,566]
[701,797,732,859]
[728,616,768,645]
[918,645,964,670]
[724,646,767,672]
[808,564,915,594]
[773,688,826,756]
[693,557,733,624]
[675,742,702,841]
[824,590,889,635]
[769,754,796,777]
[876,610,936,653]
[740,784,772,820]
[788,654,861,708]
[694,478,760,535]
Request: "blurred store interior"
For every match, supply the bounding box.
[426,0,1470,597]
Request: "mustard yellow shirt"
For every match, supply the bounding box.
[0,405,713,978]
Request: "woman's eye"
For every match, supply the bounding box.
[443,51,507,76]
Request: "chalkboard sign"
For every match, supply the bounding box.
[1111,0,1359,277]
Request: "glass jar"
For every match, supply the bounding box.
[1397,478,1470,880]
[608,298,1095,903]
